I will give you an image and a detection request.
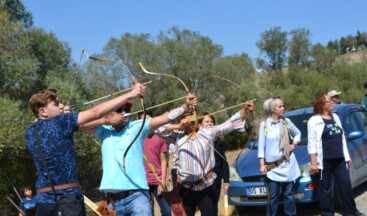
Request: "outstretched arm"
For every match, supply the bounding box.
[240,101,255,120]
[149,95,197,132]
[77,83,145,126]
[205,100,255,139]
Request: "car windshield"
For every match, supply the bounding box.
[251,113,313,148]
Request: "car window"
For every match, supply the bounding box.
[360,111,367,132]
[286,113,313,145]
[343,111,366,135]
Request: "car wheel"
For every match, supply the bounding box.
[333,183,343,210]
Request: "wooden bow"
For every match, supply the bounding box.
[82,48,146,172]
[198,65,255,170]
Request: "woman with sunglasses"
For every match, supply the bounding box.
[258,97,301,216]
[308,93,364,216]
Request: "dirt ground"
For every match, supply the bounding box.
[86,148,367,216]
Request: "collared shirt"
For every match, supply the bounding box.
[26,113,82,203]
[168,143,179,169]
[177,111,245,191]
[157,125,186,169]
[258,117,301,182]
[94,118,151,192]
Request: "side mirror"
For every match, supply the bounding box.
[247,141,255,149]
[347,131,364,141]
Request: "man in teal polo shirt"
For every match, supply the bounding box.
[81,95,197,215]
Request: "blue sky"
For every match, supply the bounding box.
[23,0,367,64]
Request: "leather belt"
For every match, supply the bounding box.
[37,182,79,194]
[265,151,293,171]
[107,190,138,200]
[177,170,213,186]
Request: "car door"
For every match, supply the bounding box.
[342,110,367,185]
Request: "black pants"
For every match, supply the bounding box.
[35,203,57,216]
[318,158,358,216]
[179,184,217,216]
[171,168,178,188]
[213,174,222,203]
[35,195,86,216]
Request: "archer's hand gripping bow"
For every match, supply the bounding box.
[82,48,146,172]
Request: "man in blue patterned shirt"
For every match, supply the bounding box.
[26,83,146,216]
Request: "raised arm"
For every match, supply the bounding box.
[149,95,197,132]
[240,101,255,120]
[204,100,255,139]
[77,83,145,126]
[79,113,126,134]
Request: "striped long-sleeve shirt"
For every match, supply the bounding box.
[177,111,245,191]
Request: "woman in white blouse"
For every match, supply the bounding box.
[258,97,301,216]
[308,93,363,216]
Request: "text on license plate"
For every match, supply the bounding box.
[247,186,267,197]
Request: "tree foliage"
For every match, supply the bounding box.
[256,26,288,71]
[1,0,33,28]
[1,3,367,213]
[288,28,311,66]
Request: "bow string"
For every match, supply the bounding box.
[82,48,146,172]
[139,62,199,159]
[198,65,255,171]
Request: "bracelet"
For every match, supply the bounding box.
[168,107,185,120]
[105,116,111,125]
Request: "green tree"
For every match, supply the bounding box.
[356,31,367,47]
[0,0,33,28]
[310,43,337,78]
[344,34,357,51]
[288,28,311,66]
[256,26,288,71]
[84,26,225,116]
[326,39,339,54]
[339,37,348,54]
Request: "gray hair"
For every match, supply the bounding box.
[263,97,282,115]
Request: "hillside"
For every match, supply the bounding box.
[337,48,367,64]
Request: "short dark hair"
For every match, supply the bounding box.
[364,82,367,89]
[137,110,153,119]
[22,185,32,193]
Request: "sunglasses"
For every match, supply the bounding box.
[116,108,131,114]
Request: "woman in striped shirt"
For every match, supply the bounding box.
[175,101,254,216]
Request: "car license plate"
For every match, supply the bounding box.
[247,186,267,197]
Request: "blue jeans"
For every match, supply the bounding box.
[108,190,152,216]
[149,185,171,216]
[266,178,296,216]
